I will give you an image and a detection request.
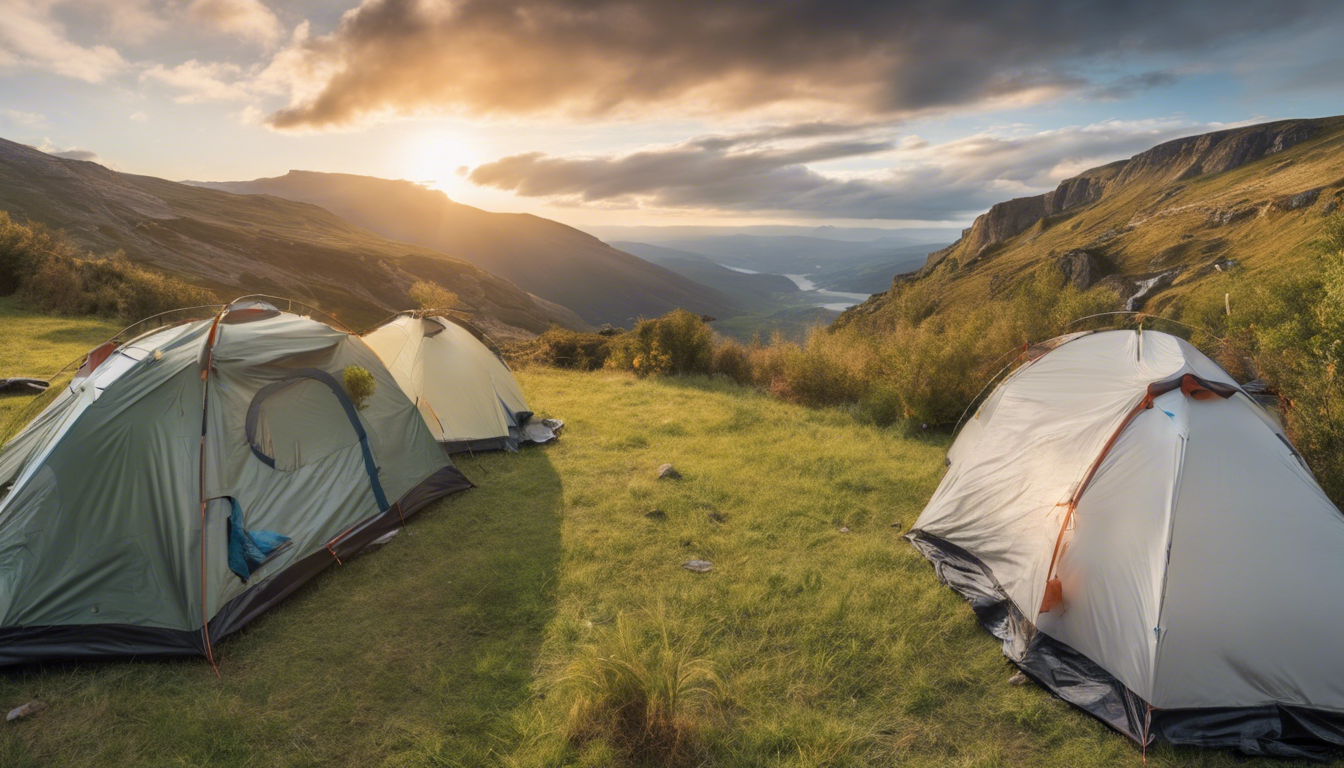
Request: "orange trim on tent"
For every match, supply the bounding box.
[1038,374,1237,614]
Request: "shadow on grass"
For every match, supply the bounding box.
[0,448,566,767]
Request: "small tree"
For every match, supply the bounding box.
[343,365,377,410]
[409,280,459,312]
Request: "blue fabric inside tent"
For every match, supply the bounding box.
[227,498,290,580]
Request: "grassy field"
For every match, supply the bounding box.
[0,302,1328,766]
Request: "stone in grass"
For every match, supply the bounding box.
[682,560,713,573]
[1008,672,1029,686]
[839,526,850,533]
[6,700,46,722]
[657,463,682,480]
[644,509,667,520]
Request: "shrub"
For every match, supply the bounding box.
[408,279,459,312]
[523,327,613,370]
[563,611,719,766]
[710,338,753,385]
[608,310,714,377]
[343,365,377,410]
[1,211,217,319]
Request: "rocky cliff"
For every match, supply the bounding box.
[923,119,1324,273]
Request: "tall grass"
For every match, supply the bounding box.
[563,608,720,765]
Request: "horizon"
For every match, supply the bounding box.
[4,1,1344,235]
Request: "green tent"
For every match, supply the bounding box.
[0,298,471,666]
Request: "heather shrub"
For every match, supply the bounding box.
[408,279,459,311]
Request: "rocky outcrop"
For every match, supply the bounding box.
[1272,187,1322,211]
[1053,249,1103,290]
[928,119,1325,269]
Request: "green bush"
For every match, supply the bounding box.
[608,310,714,377]
[343,365,377,410]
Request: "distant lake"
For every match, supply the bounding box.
[719,264,869,311]
[781,274,871,312]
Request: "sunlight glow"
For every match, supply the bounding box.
[399,129,483,197]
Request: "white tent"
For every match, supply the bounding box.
[909,329,1344,759]
[362,314,543,453]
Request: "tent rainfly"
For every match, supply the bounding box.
[908,330,1344,760]
[362,314,540,453]
[0,299,471,667]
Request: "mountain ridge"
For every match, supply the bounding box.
[193,171,746,326]
[0,137,584,336]
[841,115,1344,331]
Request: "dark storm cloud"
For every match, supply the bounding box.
[263,0,1332,130]
[467,118,1224,220]
[1090,71,1180,101]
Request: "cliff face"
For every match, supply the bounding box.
[926,119,1323,271]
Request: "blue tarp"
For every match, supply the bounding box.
[227,498,290,581]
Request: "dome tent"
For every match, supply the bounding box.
[361,313,539,453]
[908,329,1344,759]
[0,298,471,667]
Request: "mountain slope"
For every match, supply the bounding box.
[841,116,1344,329]
[611,241,799,310]
[0,138,582,335]
[194,172,745,326]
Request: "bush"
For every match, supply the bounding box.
[710,339,753,385]
[521,327,613,370]
[408,279,459,311]
[1,211,217,319]
[563,611,718,766]
[608,310,714,377]
[343,365,377,410]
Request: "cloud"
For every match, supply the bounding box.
[129,111,150,123]
[188,0,282,45]
[140,60,252,103]
[1090,71,1180,101]
[36,139,100,162]
[2,109,46,127]
[0,0,126,82]
[256,0,1336,131]
[468,117,1231,220]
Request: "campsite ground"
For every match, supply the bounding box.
[0,302,1324,767]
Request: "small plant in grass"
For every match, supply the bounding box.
[563,609,720,766]
[343,365,377,410]
[408,279,459,312]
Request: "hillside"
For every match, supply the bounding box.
[194,172,745,326]
[840,116,1344,330]
[0,138,582,334]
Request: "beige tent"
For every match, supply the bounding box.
[362,314,540,453]
[909,329,1344,759]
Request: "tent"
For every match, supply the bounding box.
[0,298,471,667]
[908,329,1344,759]
[362,313,542,453]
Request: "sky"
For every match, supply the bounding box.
[2,0,1344,232]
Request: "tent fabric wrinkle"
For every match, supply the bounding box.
[910,329,1344,758]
